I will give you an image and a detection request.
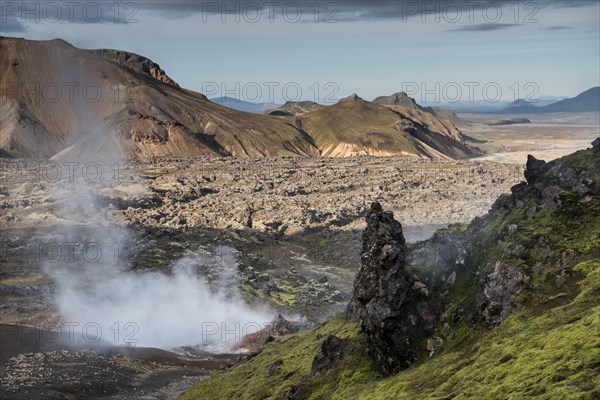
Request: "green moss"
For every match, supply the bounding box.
[0,274,49,286]
[278,291,298,306]
[185,267,599,399]
[180,316,361,400]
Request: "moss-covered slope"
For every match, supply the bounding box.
[182,146,600,399]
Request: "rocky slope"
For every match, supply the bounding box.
[0,37,478,160]
[183,140,600,398]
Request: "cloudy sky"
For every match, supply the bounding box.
[2,0,599,104]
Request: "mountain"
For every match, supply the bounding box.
[541,87,600,113]
[264,93,478,158]
[0,37,319,159]
[507,98,536,107]
[209,96,280,113]
[499,87,600,114]
[502,98,540,112]
[0,37,478,160]
[182,140,600,399]
[294,95,476,158]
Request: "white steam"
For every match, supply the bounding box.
[44,248,273,351]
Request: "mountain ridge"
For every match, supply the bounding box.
[0,37,479,160]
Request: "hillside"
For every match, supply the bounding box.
[295,95,475,158]
[261,94,478,158]
[265,101,321,116]
[0,37,480,160]
[182,140,600,399]
[0,37,322,159]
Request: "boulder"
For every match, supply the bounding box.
[311,335,347,376]
[524,155,546,185]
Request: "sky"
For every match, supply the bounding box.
[1,0,599,104]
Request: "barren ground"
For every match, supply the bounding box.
[461,112,599,163]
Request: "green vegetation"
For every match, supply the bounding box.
[0,274,49,286]
[182,149,600,399]
[182,260,599,400]
[180,317,371,400]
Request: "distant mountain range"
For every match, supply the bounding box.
[222,87,599,117]
[209,96,279,113]
[0,37,480,160]
[497,87,600,114]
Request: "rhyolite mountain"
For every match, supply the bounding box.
[266,93,476,158]
[182,139,600,399]
[0,37,319,159]
[0,37,480,160]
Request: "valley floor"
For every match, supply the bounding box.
[461,112,599,163]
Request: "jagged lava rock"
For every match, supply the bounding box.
[524,155,546,185]
[347,202,435,375]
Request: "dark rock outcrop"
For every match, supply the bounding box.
[266,360,284,378]
[90,49,181,88]
[478,261,527,326]
[593,137,600,149]
[311,335,347,376]
[347,202,435,375]
[524,155,546,185]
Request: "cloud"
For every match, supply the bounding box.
[0,17,27,33]
[540,26,573,31]
[135,0,595,21]
[0,1,139,26]
[451,23,522,32]
[3,0,593,28]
